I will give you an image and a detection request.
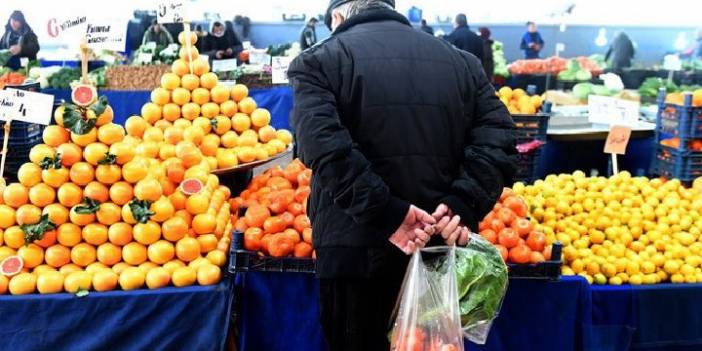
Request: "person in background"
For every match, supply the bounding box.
[419,19,433,35]
[300,17,319,50]
[520,21,544,59]
[0,11,39,70]
[605,32,635,74]
[289,0,516,349]
[202,21,243,60]
[479,27,494,82]
[444,13,484,61]
[194,24,207,52]
[141,20,174,46]
[681,29,702,59]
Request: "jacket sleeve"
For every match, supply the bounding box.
[20,32,39,58]
[537,33,545,46]
[288,50,410,238]
[519,34,528,50]
[441,52,517,231]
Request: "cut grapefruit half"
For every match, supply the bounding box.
[71,84,97,106]
[180,178,203,195]
[0,256,24,277]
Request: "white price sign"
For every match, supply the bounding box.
[135,52,153,64]
[212,59,238,72]
[271,57,292,84]
[249,51,271,66]
[588,95,640,126]
[85,20,127,52]
[0,89,55,125]
[157,1,188,24]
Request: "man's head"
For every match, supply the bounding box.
[479,27,491,40]
[325,0,395,31]
[212,21,225,37]
[308,17,319,26]
[454,14,467,29]
[9,11,25,32]
[151,20,161,33]
[527,21,537,33]
[421,19,427,26]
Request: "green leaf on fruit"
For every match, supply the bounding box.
[89,96,109,117]
[98,153,117,165]
[39,154,62,170]
[129,199,155,224]
[20,214,56,244]
[75,289,89,297]
[75,197,101,214]
[210,118,218,129]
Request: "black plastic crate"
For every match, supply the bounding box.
[507,242,562,280]
[650,144,702,181]
[512,113,551,145]
[515,148,543,184]
[229,249,316,274]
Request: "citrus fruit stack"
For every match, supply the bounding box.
[0,98,229,296]
[665,89,702,107]
[232,159,314,258]
[125,31,293,172]
[514,171,702,285]
[497,86,543,115]
[478,188,552,264]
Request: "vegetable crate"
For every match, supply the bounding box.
[650,145,702,181]
[653,91,702,140]
[512,113,550,145]
[228,231,315,274]
[507,242,562,279]
[514,149,542,184]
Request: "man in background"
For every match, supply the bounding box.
[605,32,635,74]
[141,20,174,47]
[202,21,243,60]
[479,27,495,82]
[520,21,544,59]
[444,13,484,62]
[300,17,319,50]
[419,19,433,35]
[289,0,516,349]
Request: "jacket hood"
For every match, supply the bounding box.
[5,10,32,35]
[324,0,396,30]
[331,7,409,36]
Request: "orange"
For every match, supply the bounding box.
[133,221,162,245]
[200,138,219,158]
[122,242,148,265]
[69,162,95,186]
[162,103,181,122]
[220,131,238,148]
[0,246,16,261]
[108,222,133,246]
[3,183,29,208]
[181,102,200,120]
[175,209,193,226]
[197,234,218,254]
[212,115,232,135]
[231,113,251,133]
[56,223,82,247]
[41,166,69,189]
[268,139,287,153]
[97,123,125,146]
[141,103,162,124]
[125,116,148,138]
[151,197,175,223]
[57,183,83,207]
[251,108,271,128]
[179,46,199,61]
[9,273,37,295]
[121,203,137,225]
[16,204,42,225]
[18,244,44,268]
[161,72,181,89]
[163,259,185,274]
[42,125,70,147]
[36,271,64,294]
[96,203,121,226]
[186,193,209,215]
[171,266,197,287]
[192,213,216,235]
[143,126,164,143]
[176,141,203,168]
[199,72,218,89]
[274,129,292,144]
[216,149,239,169]
[82,223,108,246]
[206,250,226,267]
[85,262,109,274]
[183,126,205,145]
[27,184,55,208]
[69,206,95,226]
[193,116,213,134]
[63,271,92,293]
[33,264,56,274]
[0,275,6,294]
[176,237,201,262]
[0,205,16,229]
[162,217,189,242]
[109,182,133,206]
[201,102,220,118]
[92,270,118,291]
[258,125,277,143]
[197,264,221,285]
[160,178,176,197]
[231,84,248,102]
[191,87,210,105]
[95,164,122,185]
[45,244,71,268]
[57,263,81,276]
[169,190,187,210]
[43,204,69,226]
[154,120,173,131]
[29,144,56,165]
[119,267,145,291]
[173,118,192,129]
[238,97,257,115]
[96,243,122,266]
[70,129,98,147]
[192,58,210,76]
[110,262,131,275]
[147,240,175,264]
[209,85,228,104]
[18,163,42,187]
[135,141,160,158]
[33,229,57,249]
[178,31,197,46]
[138,262,158,275]
[236,147,256,163]
[96,105,114,126]
[164,127,184,145]
[151,87,171,105]
[122,159,148,183]
[181,74,200,91]
[172,59,189,77]
[134,178,163,202]
[110,142,136,165]
[84,181,109,203]
[145,267,171,289]
[70,243,96,267]
[172,88,193,108]
[220,101,238,118]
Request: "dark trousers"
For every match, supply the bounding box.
[319,274,405,351]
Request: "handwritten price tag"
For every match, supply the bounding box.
[85,20,127,52]
[271,56,292,84]
[157,1,188,24]
[212,59,238,72]
[0,89,55,125]
[604,125,632,155]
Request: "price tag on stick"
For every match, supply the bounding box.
[0,88,55,125]
[604,125,632,174]
[157,1,188,24]
[271,56,291,84]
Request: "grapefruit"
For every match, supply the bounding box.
[0,255,23,277]
[180,178,203,195]
[71,85,97,106]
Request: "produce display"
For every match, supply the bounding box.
[133,43,179,65]
[492,41,509,78]
[557,59,593,81]
[496,86,543,114]
[639,78,701,101]
[234,159,313,258]
[513,171,702,285]
[664,89,702,106]
[509,56,604,76]
[0,71,27,89]
[105,65,171,91]
[478,188,552,264]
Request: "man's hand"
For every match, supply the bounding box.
[389,205,436,255]
[215,50,224,59]
[225,48,233,55]
[432,203,471,246]
[9,45,20,55]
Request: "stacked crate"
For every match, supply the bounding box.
[513,102,552,184]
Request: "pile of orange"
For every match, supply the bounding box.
[127,31,294,171]
[232,159,314,258]
[497,86,543,115]
[665,89,702,107]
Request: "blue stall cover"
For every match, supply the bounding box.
[0,279,233,351]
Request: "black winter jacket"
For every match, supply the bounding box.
[445,25,485,62]
[289,9,516,278]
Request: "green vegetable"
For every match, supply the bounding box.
[492,40,509,78]
[573,82,594,100]
[48,67,81,89]
[575,70,593,81]
[0,50,11,67]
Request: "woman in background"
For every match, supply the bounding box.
[0,11,39,70]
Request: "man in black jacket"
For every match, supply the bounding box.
[444,13,484,62]
[300,17,319,50]
[289,0,516,349]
